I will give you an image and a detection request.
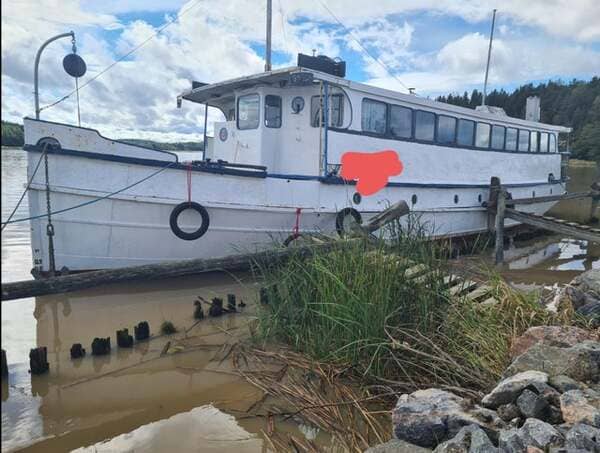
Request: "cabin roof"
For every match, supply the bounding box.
[179,67,572,133]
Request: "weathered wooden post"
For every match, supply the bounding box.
[193,300,204,319]
[70,343,86,359]
[209,297,224,317]
[29,347,49,374]
[91,337,111,356]
[494,189,507,265]
[1,349,7,378]
[116,329,134,348]
[134,321,150,341]
[487,176,501,232]
[591,182,599,224]
[227,294,237,312]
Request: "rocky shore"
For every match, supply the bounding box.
[367,269,600,453]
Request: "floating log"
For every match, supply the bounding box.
[134,322,150,341]
[1,200,410,301]
[91,337,111,356]
[116,328,134,348]
[70,343,86,359]
[1,349,7,378]
[29,347,49,375]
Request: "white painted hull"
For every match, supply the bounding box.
[23,119,564,272]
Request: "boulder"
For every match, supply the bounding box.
[365,439,431,453]
[560,390,600,427]
[510,326,595,359]
[504,341,600,383]
[392,389,504,448]
[570,268,600,297]
[548,374,584,393]
[564,423,600,452]
[519,418,564,450]
[498,428,525,452]
[516,389,550,420]
[577,301,600,327]
[432,425,498,453]
[497,403,521,422]
[481,371,548,409]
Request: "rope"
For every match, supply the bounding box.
[293,207,302,238]
[0,143,49,232]
[39,0,205,113]
[44,149,56,274]
[314,0,414,93]
[186,161,193,204]
[1,159,177,226]
[75,77,81,126]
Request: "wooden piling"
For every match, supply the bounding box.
[494,189,507,265]
[91,337,111,356]
[134,322,150,341]
[1,349,7,378]
[70,343,85,359]
[591,182,599,224]
[29,347,49,375]
[116,328,134,348]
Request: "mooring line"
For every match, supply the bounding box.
[1,159,177,226]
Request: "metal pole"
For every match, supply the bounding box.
[203,103,208,159]
[481,9,497,107]
[34,31,75,119]
[265,0,272,71]
[323,82,329,176]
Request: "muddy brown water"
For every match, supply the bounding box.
[1,147,598,452]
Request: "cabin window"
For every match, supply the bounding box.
[237,93,260,130]
[389,105,412,138]
[437,115,456,144]
[264,95,282,128]
[475,123,491,148]
[311,94,344,128]
[530,131,539,152]
[518,129,530,151]
[457,119,475,146]
[549,134,557,152]
[361,98,387,134]
[540,132,549,152]
[415,110,435,141]
[491,125,505,150]
[506,128,518,151]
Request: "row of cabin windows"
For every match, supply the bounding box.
[237,93,344,130]
[361,98,558,152]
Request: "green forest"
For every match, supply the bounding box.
[437,77,600,162]
[0,121,203,151]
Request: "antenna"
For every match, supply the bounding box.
[482,9,497,106]
[265,0,272,71]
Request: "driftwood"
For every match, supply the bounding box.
[1,200,410,301]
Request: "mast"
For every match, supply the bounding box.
[481,9,497,106]
[265,0,272,72]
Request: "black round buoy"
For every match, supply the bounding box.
[63,53,87,78]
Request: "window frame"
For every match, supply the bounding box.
[475,122,492,149]
[456,118,476,147]
[505,127,518,151]
[518,129,530,152]
[361,97,388,135]
[490,125,506,150]
[436,114,457,145]
[414,109,436,142]
[311,94,345,128]
[549,133,557,153]
[530,130,539,152]
[539,132,549,152]
[236,93,260,130]
[389,104,414,139]
[264,94,282,129]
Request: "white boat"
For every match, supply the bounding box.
[22,55,571,274]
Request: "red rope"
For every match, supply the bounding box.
[293,207,302,238]
[186,162,192,204]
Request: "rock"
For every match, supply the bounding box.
[510,326,595,359]
[482,371,548,409]
[365,439,432,453]
[517,389,550,420]
[570,269,600,297]
[560,390,600,427]
[499,428,525,452]
[497,403,521,422]
[519,418,564,449]
[526,447,544,453]
[548,374,584,393]
[564,423,600,452]
[504,341,600,383]
[432,425,498,453]
[392,389,505,448]
[547,405,564,425]
[577,301,600,327]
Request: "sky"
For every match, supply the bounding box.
[2,0,599,142]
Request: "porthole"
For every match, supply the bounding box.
[454,194,459,204]
[353,192,362,205]
[411,194,418,205]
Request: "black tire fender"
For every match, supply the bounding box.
[169,202,210,240]
[335,208,362,237]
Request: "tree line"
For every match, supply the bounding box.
[436,77,600,162]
